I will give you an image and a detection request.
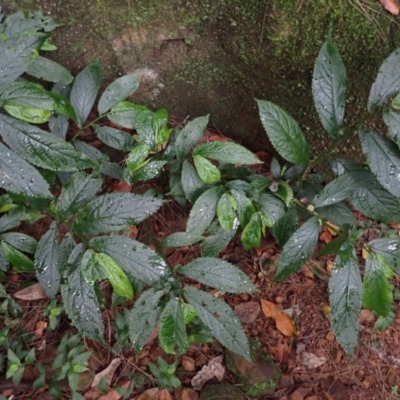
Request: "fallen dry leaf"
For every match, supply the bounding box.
[261,299,296,337]
[159,389,173,400]
[98,380,130,400]
[182,355,196,372]
[14,283,47,300]
[380,0,400,15]
[290,386,311,400]
[91,358,121,387]
[234,302,260,324]
[112,181,132,193]
[275,337,291,363]
[326,222,338,236]
[319,230,332,244]
[174,388,199,400]
[33,321,47,338]
[299,351,327,369]
[137,388,159,400]
[191,355,225,390]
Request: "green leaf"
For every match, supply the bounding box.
[129,288,164,353]
[383,111,400,146]
[57,172,102,222]
[275,216,320,281]
[159,298,188,354]
[312,170,371,208]
[94,253,133,299]
[368,48,400,111]
[98,74,139,114]
[93,125,136,151]
[132,160,167,182]
[26,55,73,85]
[153,108,169,133]
[4,104,51,124]
[3,10,59,36]
[0,114,93,172]
[181,160,205,203]
[81,249,106,286]
[193,155,221,184]
[1,241,34,271]
[108,101,146,129]
[193,141,261,165]
[368,238,400,273]
[272,204,297,247]
[183,287,250,360]
[0,143,51,198]
[186,186,223,235]
[312,33,346,139]
[58,233,76,274]
[256,193,286,225]
[349,178,400,223]
[161,232,204,248]
[230,189,256,228]
[61,256,104,341]
[133,107,155,149]
[0,233,37,254]
[217,193,236,230]
[274,181,293,207]
[89,236,168,285]
[315,202,356,226]
[0,34,45,86]
[125,144,150,172]
[7,348,20,364]
[363,254,392,317]
[270,158,281,179]
[49,112,69,140]
[359,129,400,198]
[241,213,262,250]
[179,257,258,293]
[256,99,309,166]
[329,241,362,357]
[34,222,60,299]
[0,207,29,233]
[202,226,236,257]
[174,115,209,159]
[70,62,102,128]
[72,193,164,236]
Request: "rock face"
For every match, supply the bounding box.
[5,0,400,158]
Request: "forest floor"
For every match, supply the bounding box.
[2,123,400,400]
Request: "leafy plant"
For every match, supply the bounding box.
[147,356,181,390]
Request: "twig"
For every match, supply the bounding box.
[259,0,269,49]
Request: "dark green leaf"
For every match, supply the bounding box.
[58,233,76,274]
[97,74,139,114]
[134,107,155,148]
[0,246,8,271]
[312,170,371,208]
[187,186,223,235]
[81,249,107,286]
[159,298,188,354]
[108,101,146,129]
[34,222,59,299]
[202,226,236,257]
[349,178,400,223]
[25,56,73,85]
[359,129,400,198]
[193,155,221,184]
[312,33,346,139]
[230,189,256,228]
[1,241,34,271]
[274,181,293,206]
[57,172,102,222]
[217,193,236,230]
[383,111,400,146]
[241,213,262,250]
[368,48,400,111]
[94,253,133,300]
[275,216,320,281]
[61,257,104,341]
[256,193,286,224]
[181,160,205,203]
[179,257,257,293]
[329,241,362,356]
[315,202,356,226]
[272,204,297,247]
[129,288,164,353]
[3,10,59,36]
[49,113,69,140]
[72,193,164,236]
[89,236,168,285]
[256,99,309,166]
[193,141,261,165]
[183,287,250,360]
[319,235,347,256]
[283,164,306,180]
[70,62,102,128]
[174,115,209,159]
[330,158,362,176]
[161,232,204,248]
[0,233,37,254]
[0,207,29,233]
[93,125,136,151]
[368,238,400,273]
[0,143,52,198]
[270,158,281,179]
[0,114,93,171]
[363,254,392,317]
